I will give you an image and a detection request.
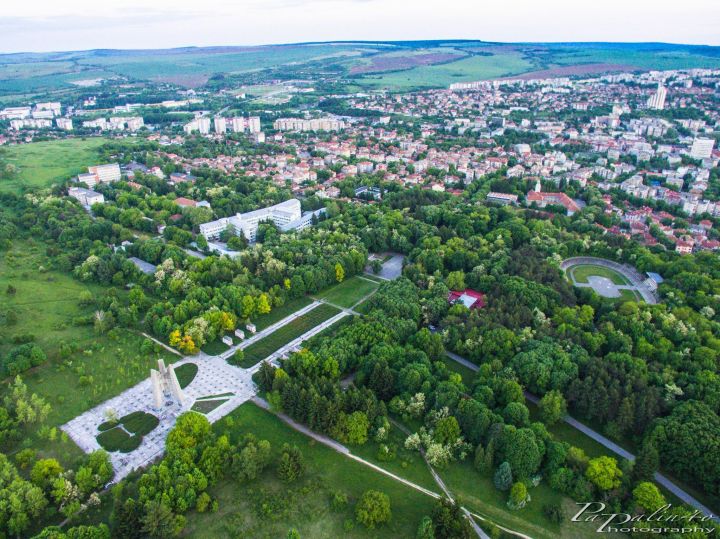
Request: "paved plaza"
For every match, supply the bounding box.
[366,253,405,280]
[62,355,255,481]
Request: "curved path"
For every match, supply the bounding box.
[253,397,531,539]
[446,351,718,521]
[561,256,658,304]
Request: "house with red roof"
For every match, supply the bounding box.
[448,289,486,310]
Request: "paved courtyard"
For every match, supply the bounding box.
[62,355,255,481]
[367,253,405,280]
[585,275,621,298]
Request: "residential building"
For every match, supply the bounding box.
[690,138,715,160]
[68,187,104,206]
[647,84,667,110]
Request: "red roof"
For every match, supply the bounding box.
[174,197,197,207]
[448,289,486,310]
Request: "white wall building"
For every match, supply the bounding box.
[200,199,313,242]
[184,117,211,135]
[690,138,716,160]
[214,117,227,134]
[273,117,346,132]
[56,118,73,130]
[68,187,104,206]
[647,84,667,110]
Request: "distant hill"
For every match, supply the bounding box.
[1,40,719,96]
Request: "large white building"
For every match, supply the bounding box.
[228,116,261,134]
[213,117,227,134]
[184,117,211,135]
[199,199,323,242]
[68,187,104,206]
[647,84,667,110]
[78,163,121,187]
[56,118,73,130]
[273,117,346,132]
[690,138,716,160]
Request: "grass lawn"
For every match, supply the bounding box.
[0,240,176,468]
[175,363,198,389]
[350,425,436,492]
[234,304,341,368]
[181,402,435,538]
[96,412,158,453]
[252,296,313,331]
[0,138,109,193]
[201,339,230,355]
[567,264,630,285]
[96,427,141,453]
[313,275,379,309]
[438,458,600,539]
[191,398,229,414]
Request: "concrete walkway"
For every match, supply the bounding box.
[255,398,527,539]
[220,301,322,361]
[446,351,719,521]
[248,311,350,374]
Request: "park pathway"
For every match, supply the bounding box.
[253,397,529,539]
[445,351,719,521]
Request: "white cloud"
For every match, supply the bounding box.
[0,0,719,52]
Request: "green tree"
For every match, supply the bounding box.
[434,416,461,445]
[277,444,305,483]
[335,262,345,283]
[430,497,472,539]
[141,501,184,538]
[539,390,567,426]
[633,482,666,512]
[585,456,623,491]
[355,490,391,529]
[30,459,64,490]
[494,462,513,491]
[508,482,528,509]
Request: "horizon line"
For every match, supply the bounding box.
[3,38,720,56]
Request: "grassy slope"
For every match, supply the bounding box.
[1,138,108,193]
[0,240,175,467]
[352,51,533,90]
[182,402,434,538]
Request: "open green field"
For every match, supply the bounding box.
[235,304,341,368]
[352,52,533,90]
[567,264,630,285]
[313,275,379,309]
[182,402,435,538]
[0,240,176,467]
[1,138,108,193]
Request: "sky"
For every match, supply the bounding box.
[1,0,719,53]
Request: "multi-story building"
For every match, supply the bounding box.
[78,164,121,187]
[200,199,319,242]
[214,117,227,134]
[690,138,715,160]
[183,117,211,135]
[273,117,346,132]
[56,118,73,130]
[647,84,667,110]
[68,187,104,206]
